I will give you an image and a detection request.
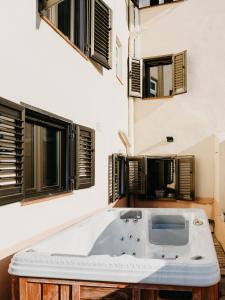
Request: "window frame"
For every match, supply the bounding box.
[40,0,112,69]
[22,102,73,201]
[143,54,173,99]
[128,51,187,100]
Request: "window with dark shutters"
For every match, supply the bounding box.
[128,58,143,98]
[0,98,24,206]
[75,125,95,189]
[90,0,112,69]
[176,155,195,200]
[127,156,146,195]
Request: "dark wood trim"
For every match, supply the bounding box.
[20,102,73,125]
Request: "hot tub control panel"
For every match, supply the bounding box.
[120,210,142,220]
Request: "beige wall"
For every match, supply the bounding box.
[134,0,225,200]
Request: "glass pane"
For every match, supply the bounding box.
[41,126,59,188]
[24,122,35,190]
[148,63,173,98]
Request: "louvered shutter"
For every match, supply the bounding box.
[0,98,24,205]
[90,0,112,69]
[176,155,195,200]
[127,156,146,195]
[128,58,143,98]
[108,154,120,204]
[108,155,113,203]
[172,50,187,95]
[75,125,95,189]
[39,0,64,11]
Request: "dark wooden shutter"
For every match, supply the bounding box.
[128,58,143,97]
[90,0,112,69]
[75,125,95,189]
[127,156,146,195]
[176,155,195,200]
[108,155,113,203]
[108,154,126,204]
[0,98,24,206]
[173,50,187,95]
[108,154,119,204]
[39,0,64,11]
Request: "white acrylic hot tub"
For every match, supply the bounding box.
[9,208,220,287]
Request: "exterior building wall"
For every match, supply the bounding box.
[0,0,129,262]
[134,0,225,199]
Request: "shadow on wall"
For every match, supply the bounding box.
[36,0,41,30]
[0,255,12,300]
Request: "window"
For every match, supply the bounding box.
[108,154,195,202]
[144,55,173,98]
[40,0,112,69]
[46,0,87,53]
[116,37,123,83]
[24,105,70,198]
[0,98,95,205]
[128,50,187,99]
[131,0,183,9]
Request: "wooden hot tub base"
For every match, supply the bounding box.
[12,277,219,300]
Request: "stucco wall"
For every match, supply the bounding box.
[134,0,225,199]
[0,0,129,260]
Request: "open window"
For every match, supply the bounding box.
[23,103,72,199]
[128,51,187,99]
[0,97,96,205]
[40,0,112,69]
[108,154,195,202]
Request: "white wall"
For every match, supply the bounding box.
[134,0,225,198]
[0,0,129,258]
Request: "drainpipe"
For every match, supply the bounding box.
[128,1,140,156]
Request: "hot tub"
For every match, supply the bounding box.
[9,208,220,288]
